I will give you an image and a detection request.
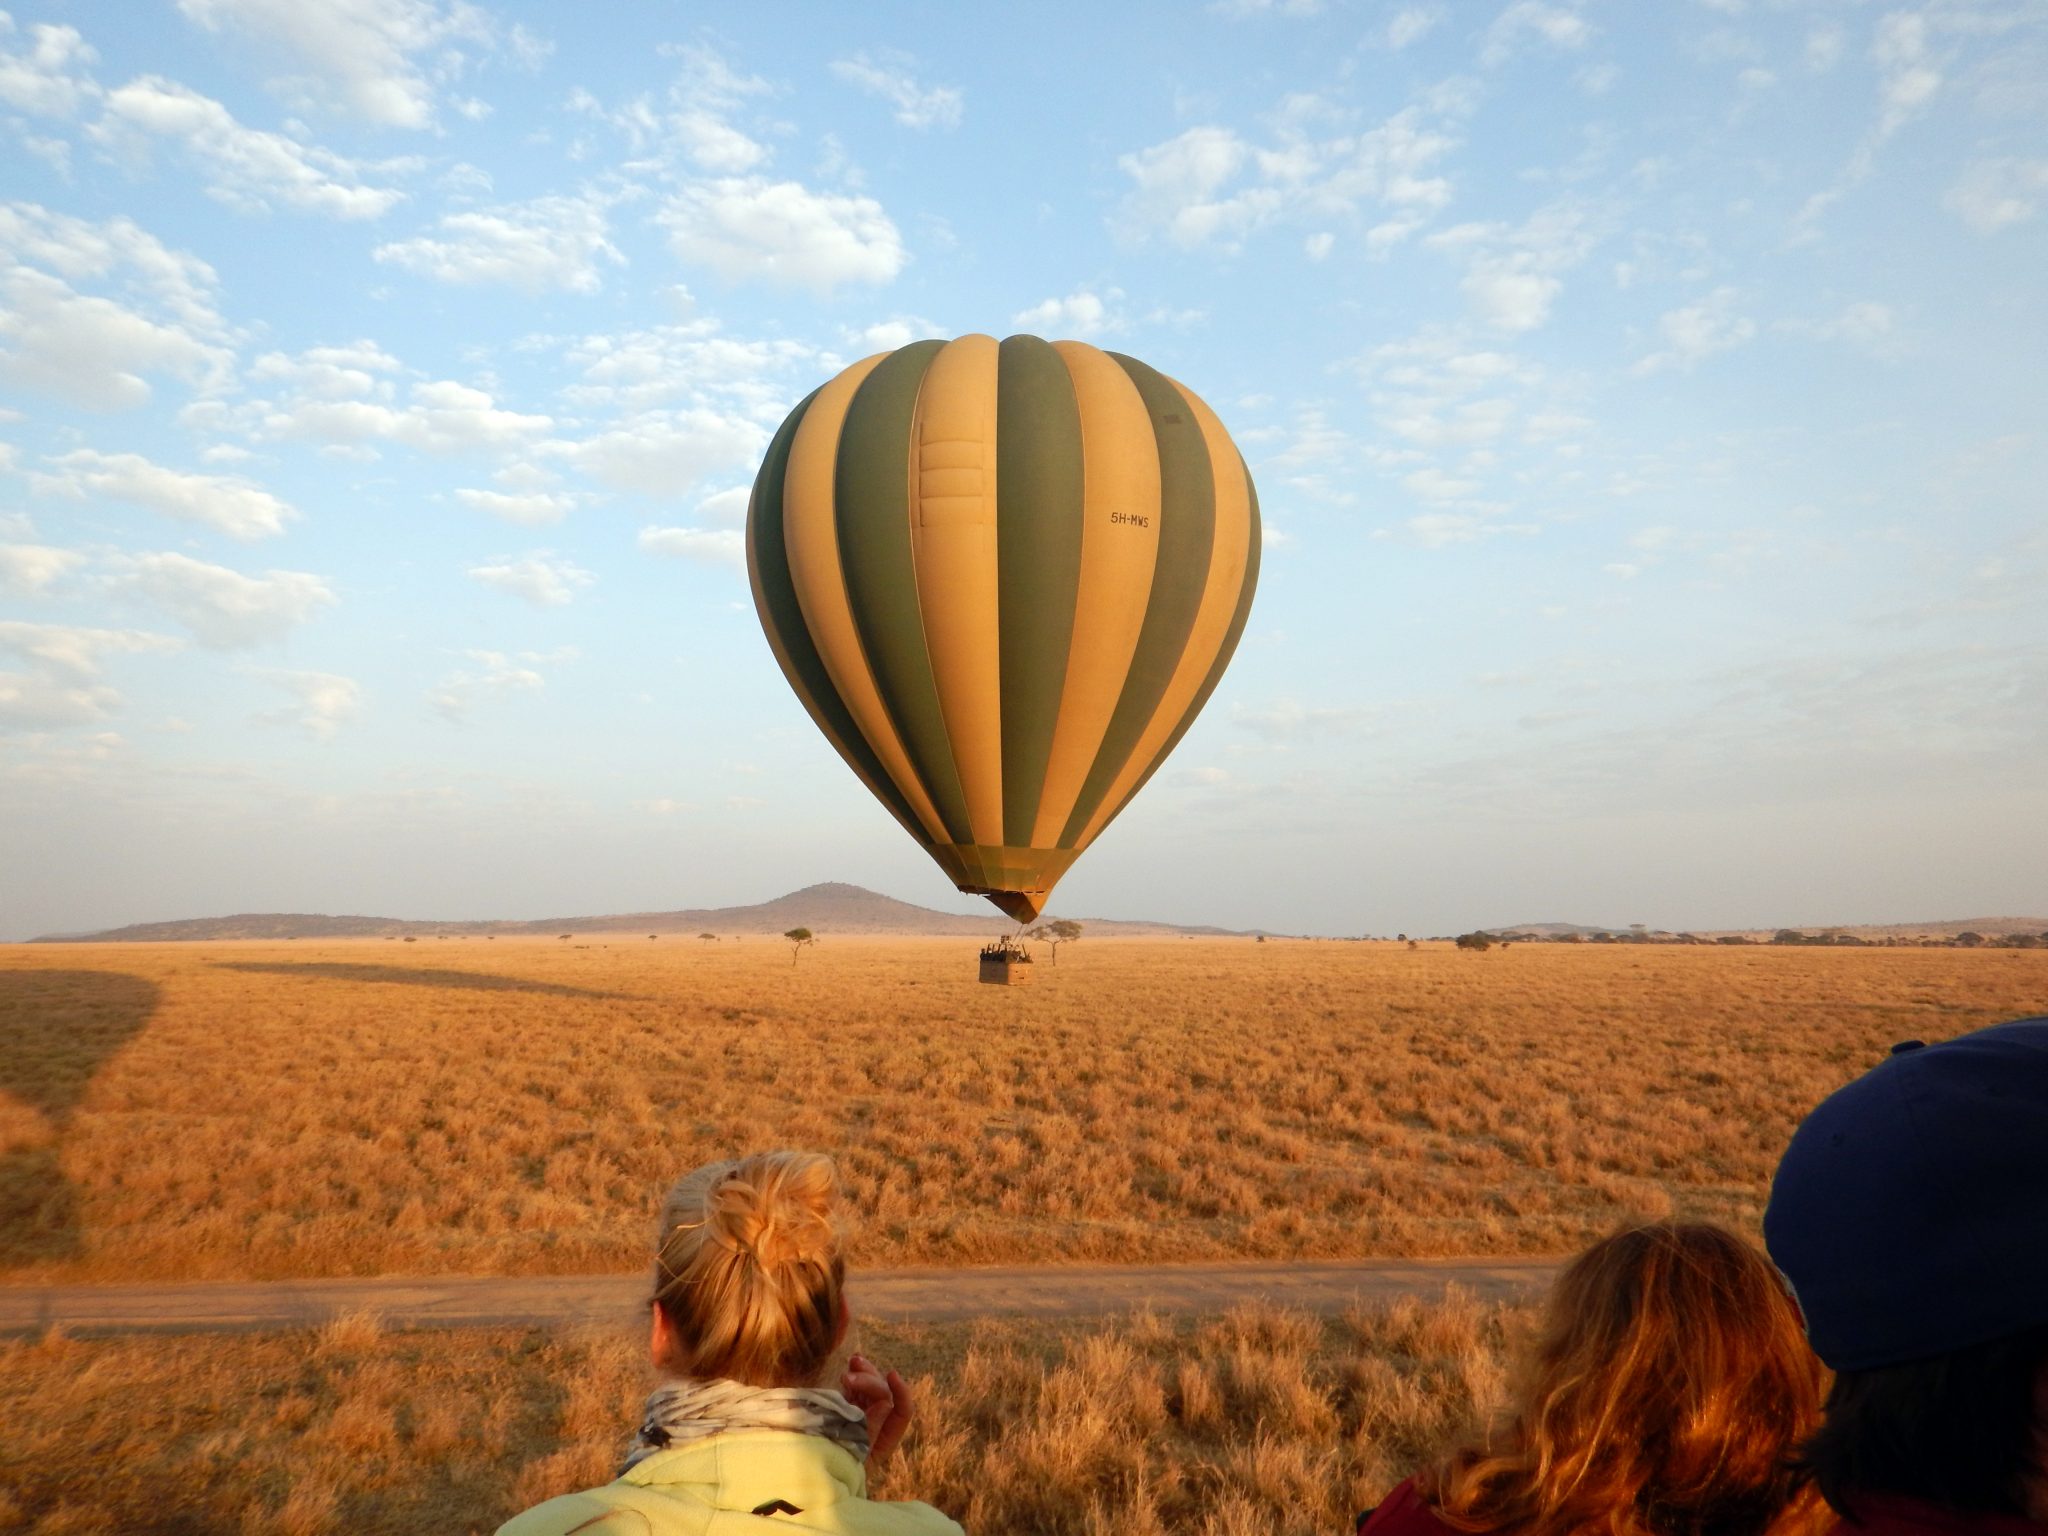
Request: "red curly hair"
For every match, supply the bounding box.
[1425,1223,1830,1536]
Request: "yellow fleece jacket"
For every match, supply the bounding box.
[495,1429,965,1536]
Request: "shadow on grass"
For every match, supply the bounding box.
[211,961,640,1001]
[0,968,161,1265]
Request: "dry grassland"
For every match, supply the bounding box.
[2,937,2043,1282]
[0,1293,1519,1536]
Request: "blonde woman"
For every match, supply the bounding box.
[1359,1223,1832,1536]
[500,1151,963,1536]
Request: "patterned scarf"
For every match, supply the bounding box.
[622,1378,872,1474]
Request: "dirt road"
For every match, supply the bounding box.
[0,1258,1559,1338]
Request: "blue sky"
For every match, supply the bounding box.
[2,0,2042,939]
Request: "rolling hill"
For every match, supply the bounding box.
[31,882,1257,943]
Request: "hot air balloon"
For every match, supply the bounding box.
[746,333,1260,924]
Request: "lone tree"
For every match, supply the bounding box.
[1454,931,1494,952]
[1027,918,1083,965]
[698,932,718,943]
[784,927,816,965]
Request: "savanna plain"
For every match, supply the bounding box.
[4,937,2045,1534]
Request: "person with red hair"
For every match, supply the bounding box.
[1359,1222,1831,1536]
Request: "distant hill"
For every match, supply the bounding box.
[32,881,1256,943]
[1487,921,1629,938]
[1488,917,2048,941]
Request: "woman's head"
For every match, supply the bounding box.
[650,1150,848,1388]
[1432,1222,1828,1536]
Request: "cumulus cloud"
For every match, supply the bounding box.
[114,551,336,647]
[427,645,554,720]
[1871,10,1941,140]
[660,178,907,295]
[567,45,770,172]
[0,617,179,728]
[374,193,624,293]
[1117,106,1454,254]
[557,321,819,415]
[1946,158,2048,234]
[248,666,361,737]
[1482,2,1594,67]
[453,486,578,526]
[204,346,554,455]
[465,552,592,606]
[831,51,963,130]
[36,448,295,539]
[1011,287,1123,338]
[553,408,766,499]
[90,76,407,219]
[0,202,234,409]
[1386,7,1439,48]
[843,315,946,352]
[1780,301,1896,354]
[1633,287,1756,373]
[638,525,744,568]
[1426,203,1594,334]
[0,14,98,117]
[174,0,496,129]
[0,542,85,593]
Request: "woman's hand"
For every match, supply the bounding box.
[839,1352,913,1467]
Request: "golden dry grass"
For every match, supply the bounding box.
[0,1293,1523,1536]
[2,937,2043,1281]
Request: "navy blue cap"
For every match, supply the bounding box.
[1763,1016,2048,1372]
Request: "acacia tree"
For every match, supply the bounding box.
[784,927,816,965]
[1027,918,1083,965]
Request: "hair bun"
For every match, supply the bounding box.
[702,1158,835,1272]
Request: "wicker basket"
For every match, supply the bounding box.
[978,947,1034,986]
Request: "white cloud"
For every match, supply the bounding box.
[843,315,945,352]
[831,52,963,130]
[566,46,770,172]
[0,202,234,409]
[466,552,592,606]
[1781,300,1896,353]
[1403,467,1483,503]
[0,542,85,593]
[91,76,407,219]
[1427,204,1594,334]
[1871,10,1940,140]
[37,448,295,539]
[114,551,336,647]
[638,526,744,568]
[174,0,496,129]
[1304,231,1335,260]
[660,178,907,295]
[0,618,177,680]
[1117,106,1455,254]
[374,193,623,293]
[209,347,554,455]
[0,14,98,117]
[1386,7,1439,49]
[1634,287,1756,373]
[1012,287,1123,339]
[557,322,820,415]
[0,618,178,728]
[553,409,766,499]
[1945,158,2048,235]
[453,486,578,526]
[1482,2,1594,67]
[1211,0,1324,15]
[249,667,361,737]
[428,645,550,720]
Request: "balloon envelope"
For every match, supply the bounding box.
[746,333,1260,922]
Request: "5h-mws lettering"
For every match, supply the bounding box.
[745,333,1261,923]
